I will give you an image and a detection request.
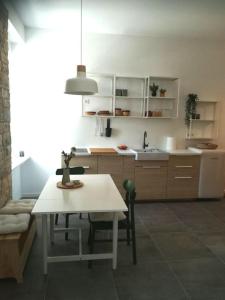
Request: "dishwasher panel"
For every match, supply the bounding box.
[199,152,225,198]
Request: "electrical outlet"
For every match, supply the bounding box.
[84,99,90,104]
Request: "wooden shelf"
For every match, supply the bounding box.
[149,97,176,100]
[115,96,144,100]
[86,95,113,98]
[191,119,215,122]
[185,137,213,140]
[82,73,180,119]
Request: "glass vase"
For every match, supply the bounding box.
[62,168,70,184]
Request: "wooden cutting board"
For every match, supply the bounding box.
[89,148,118,155]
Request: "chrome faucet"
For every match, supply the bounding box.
[143,131,149,149]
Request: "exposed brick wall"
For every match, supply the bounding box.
[0,1,12,208]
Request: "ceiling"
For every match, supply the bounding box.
[8,0,225,39]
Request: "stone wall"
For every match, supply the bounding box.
[0,1,11,208]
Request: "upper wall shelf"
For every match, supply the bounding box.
[186,100,219,140]
[82,73,180,119]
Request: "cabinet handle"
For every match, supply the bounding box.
[174,176,192,179]
[142,166,161,169]
[209,157,219,160]
[175,165,192,168]
[83,166,90,169]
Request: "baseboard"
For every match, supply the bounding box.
[21,193,39,199]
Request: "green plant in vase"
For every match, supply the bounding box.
[185,93,199,126]
[61,150,73,184]
[160,88,166,97]
[150,83,159,97]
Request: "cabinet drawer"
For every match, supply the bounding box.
[68,156,98,174]
[135,160,168,168]
[167,176,199,199]
[168,167,199,178]
[169,155,200,170]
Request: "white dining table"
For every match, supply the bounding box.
[32,174,127,274]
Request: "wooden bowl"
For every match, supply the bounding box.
[122,110,130,116]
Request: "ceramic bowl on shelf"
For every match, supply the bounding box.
[85,111,96,116]
[122,110,130,116]
[97,110,111,116]
[115,108,122,116]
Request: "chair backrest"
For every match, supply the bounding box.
[56,166,85,175]
[123,179,136,224]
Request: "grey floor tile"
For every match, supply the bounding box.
[46,263,118,300]
[150,232,213,260]
[167,202,212,218]
[170,257,225,299]
[179,214,225,232]
[196,231,225,259]
[142,212,188,233]
[3,199,225,299]
[135,203,170,219]
[114,261,188,300]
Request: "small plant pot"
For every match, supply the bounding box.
[151,92,157,97]
[122,110,130,116]
[160,91,166,97]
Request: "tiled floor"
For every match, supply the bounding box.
[2,199,225,299]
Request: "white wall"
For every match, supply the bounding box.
[10,29,225,195]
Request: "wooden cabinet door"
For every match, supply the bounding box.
[98,156,123,193]
[135,161,168,200]
[167,155,200,199]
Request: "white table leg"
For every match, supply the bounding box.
[112,212,118,270]
[42,214,48,275]
[50,214,54,244]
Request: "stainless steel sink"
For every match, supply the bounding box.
[131,148,169,160]
[72,148,89,155]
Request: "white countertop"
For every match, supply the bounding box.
[168,149,201,156]
[72,147,203,156]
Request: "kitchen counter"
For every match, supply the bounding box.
[168,149,200,156]
[72,147,201,157]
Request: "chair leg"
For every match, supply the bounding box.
[55,213,59,225]
[126,220,130,245]
[88,225,91,246]
[65,214,70,240]
[88,225,95,269]
[131,225,137,265]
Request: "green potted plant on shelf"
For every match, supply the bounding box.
[185,93,199,126]
[150,83,159,97]
[160,88,166,97]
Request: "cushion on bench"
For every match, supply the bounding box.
[89,211,126,222]
[0,214,30,234]
[0,199,36,214]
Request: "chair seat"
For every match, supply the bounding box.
[89,211,126,222]
[0,214,30,234]
[0,199,36,214]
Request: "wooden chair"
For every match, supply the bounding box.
[55,166,85,240]
[88,179,137,267]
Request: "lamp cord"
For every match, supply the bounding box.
[80,0,83,65]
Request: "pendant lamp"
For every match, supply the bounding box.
[65,0,98,95]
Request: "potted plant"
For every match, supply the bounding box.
[160,88,166,97]
[185,93,199,126]
[61,150,73,184]
[150,83,159,97]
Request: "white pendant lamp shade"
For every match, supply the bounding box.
[64,0,98,96]
[65,65,98,95]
